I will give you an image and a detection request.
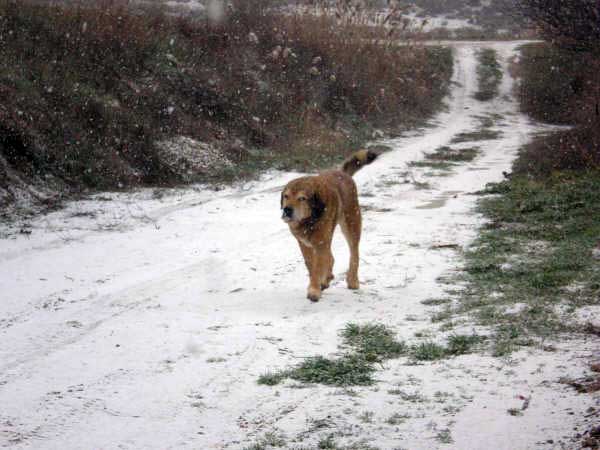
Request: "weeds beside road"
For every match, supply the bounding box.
[0,0,452,213]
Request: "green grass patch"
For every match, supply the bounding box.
[386,412,411,425]
[474,48,503,101]
[340,323,406,362]
[257,371,288,386]
[410,342,447,361]
[450,171,600,354]
[446,334,486,355]
[421,298,452,306]
[436,429,454,444]
[259,325,485,387]
[287,355,375,386]
[425,146,480,162]
[243,432,287,450]
[410,334,484,361]
[451,129,502,144]
[358,411,375,423]
[408,160,456,170]
[258,322,406,387]
[308,436,380,450]
[413,180,433,190]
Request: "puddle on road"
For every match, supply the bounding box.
[415,191,462,210]
[415,197,448,210]
[362,205,395,213]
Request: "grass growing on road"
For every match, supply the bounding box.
[408,160,456,171]
[435,171,600,355]
[340,323,406,362]
[474,48,503,101]
[408,145,481,174]
[258,324,486,387]
[242,432,287,450]
[287,355,375,386]
[409,334,484,361]
[451,129,501,144]
[426,146,480,162]
[258,323,406,387]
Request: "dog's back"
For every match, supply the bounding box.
[320,148,379,219]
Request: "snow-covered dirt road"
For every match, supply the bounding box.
[1,42,597,449]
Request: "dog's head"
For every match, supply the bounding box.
[280,178,325,225]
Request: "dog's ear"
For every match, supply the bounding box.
[310,192,325,222]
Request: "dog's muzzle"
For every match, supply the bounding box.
[282,206,293,222]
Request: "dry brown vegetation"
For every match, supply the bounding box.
[515,0,600,176]
[0,0,452,212]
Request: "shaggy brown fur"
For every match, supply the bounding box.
[281,149,379,301]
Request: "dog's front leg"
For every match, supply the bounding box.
[307,245,331,302]
[298,240,320,301]
[297,241,314,276]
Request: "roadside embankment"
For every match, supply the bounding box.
[0,0,453,217]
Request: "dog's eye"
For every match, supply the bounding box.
[298,196,306,201]
[283,194,289,199]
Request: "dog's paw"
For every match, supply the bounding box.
[346,277,360,290]
[307,287,321,302]
[320,273,334,290]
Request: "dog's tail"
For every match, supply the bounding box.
[342,149,379,177]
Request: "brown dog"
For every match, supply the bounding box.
[281,149,378,301]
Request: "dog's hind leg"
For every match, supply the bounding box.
[340,214,361,290]
[321,251,334,290]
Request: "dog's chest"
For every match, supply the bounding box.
[296,235,313,248]
[290,226,315,248]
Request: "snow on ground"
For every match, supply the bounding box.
[402,13,480,31]
[1,42,597,449]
